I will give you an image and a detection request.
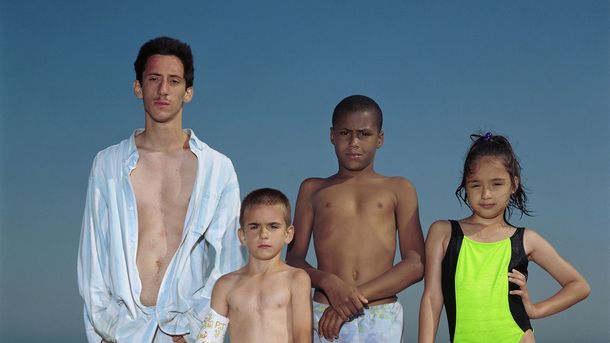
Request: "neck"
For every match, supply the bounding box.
[137,119,189,152]
[246,255,284,275]
[336,166,377,179]
[466,213,508,228]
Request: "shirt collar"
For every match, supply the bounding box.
[123,128,206,171]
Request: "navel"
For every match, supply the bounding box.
[352,269,359,281]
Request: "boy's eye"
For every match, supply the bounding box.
[339,131,349,136]
[269,225,279,230]
[170,79,181,85]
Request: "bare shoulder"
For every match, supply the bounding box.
[521,228,549,255]
[427,220,452,240]
[386,176,417,196]
[215,268,246,291]
[288,267,311,290]
[299,177,329,194]
[289,267,311,283]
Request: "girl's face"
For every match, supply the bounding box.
[465,155,518,221]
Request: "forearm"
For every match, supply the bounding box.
[358,257,424,302]
[418,292,443,343]
[531,278,590,319]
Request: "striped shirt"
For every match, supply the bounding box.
[78,129,245,342]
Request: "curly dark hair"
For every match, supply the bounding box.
[134,36,194,88]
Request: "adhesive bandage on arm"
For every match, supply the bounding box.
[196,308,229,343]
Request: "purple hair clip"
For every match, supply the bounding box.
[483,132,493,142]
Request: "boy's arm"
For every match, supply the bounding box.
[291,270,313,343]
[196,276,230,343]
[358,179,425,301]
[418,220,450,343]
[286,179,367,320]
[508,229,590,319]
[77,158,124,343]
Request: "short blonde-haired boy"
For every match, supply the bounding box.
[197,188,312,343]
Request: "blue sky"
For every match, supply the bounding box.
[1,1,608,342]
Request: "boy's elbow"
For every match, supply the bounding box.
[579,279,591,300]
[407,257,424,283]
[414,260,425,283]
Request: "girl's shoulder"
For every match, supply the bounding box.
[521,227,549,256]
[427,220,454,244]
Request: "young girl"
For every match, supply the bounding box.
[418,132,590,343]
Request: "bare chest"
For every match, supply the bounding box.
[228,278,292,316]
[130,150,197,305]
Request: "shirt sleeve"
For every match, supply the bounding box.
[185,161,245,340]
[77,157,123,343]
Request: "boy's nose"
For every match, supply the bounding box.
[259,229,269,239]
[158,80,169,94]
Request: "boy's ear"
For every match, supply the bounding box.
[376,130,384,148]
[133,80,143,99]
[329,127,335,145]
[237,227,246,245]
[183,86,194,103]
[285,225,295,244]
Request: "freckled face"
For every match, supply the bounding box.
[238,204,293,261]
[133,54,193,124]
[330,111,383,172]
[465,156,517,220]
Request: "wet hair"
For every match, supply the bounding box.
[455,132,532,222]
[240,188,292,227]
[332,95,383,131]
[134,36,195,88]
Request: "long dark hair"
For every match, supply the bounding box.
[455,132,532,222]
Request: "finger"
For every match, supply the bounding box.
[509,290,523,296]
[319,309,329,338]
[508,275,525,286]
[508,269,525,277]
[346,300,361,316]
[330,313,343,339]
[335,306,349,321]
[357,292,369,305]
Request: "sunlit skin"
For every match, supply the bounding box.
[419,155,590,343]
[207,204,313,343]
[287,110,425,340]
[131,54,195,343]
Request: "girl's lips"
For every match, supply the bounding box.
[481,203,494,209]
[258,244,271,248]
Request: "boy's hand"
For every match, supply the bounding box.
[171,335,187,343]
[318,306,345,340]
[322,274,368,320]
[508,269,540,319]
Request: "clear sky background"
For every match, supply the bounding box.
[1,1,608,342]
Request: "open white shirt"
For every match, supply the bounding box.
[78,129,244,342]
